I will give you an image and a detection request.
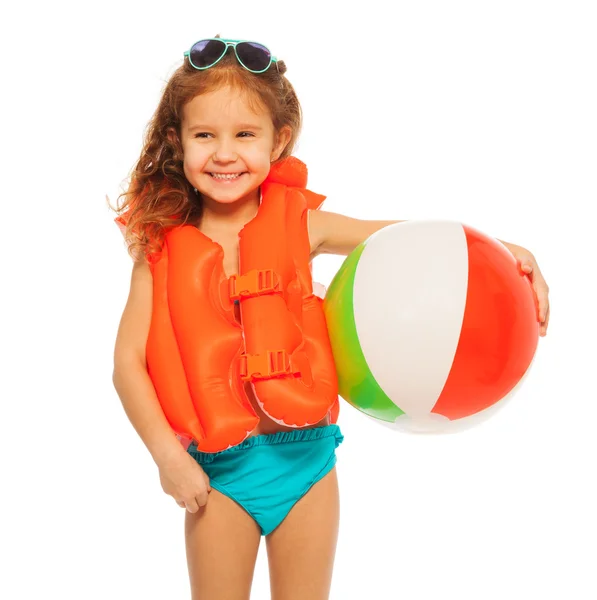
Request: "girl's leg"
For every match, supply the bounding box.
[265,467,340,600]
[185,488,262,600]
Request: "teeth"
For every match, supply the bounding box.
[211,173,242,180]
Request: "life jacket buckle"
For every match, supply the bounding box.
[229,269,280,301]
[239,350,299,381]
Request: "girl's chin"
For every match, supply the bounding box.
[200,187,260,206]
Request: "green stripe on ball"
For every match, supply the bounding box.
[324,242,405,422]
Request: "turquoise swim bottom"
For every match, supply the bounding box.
[186,424,344,536]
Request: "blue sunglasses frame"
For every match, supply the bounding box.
[184,38,278,74]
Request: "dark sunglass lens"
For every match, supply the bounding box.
[189,39,227,68]
[236,42,271,72]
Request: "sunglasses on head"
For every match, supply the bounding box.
[184,38,278,74]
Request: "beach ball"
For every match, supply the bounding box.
[322,220,540,433]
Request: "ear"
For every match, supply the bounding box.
[166,127,179,145]
[271,126,292,162]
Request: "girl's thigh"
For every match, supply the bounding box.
[265,466,340,600]
[184,488,262,600]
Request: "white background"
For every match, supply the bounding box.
[2,1,596,598]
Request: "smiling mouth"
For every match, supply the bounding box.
[209,172,246,181]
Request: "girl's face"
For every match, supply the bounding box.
[179,85,289,208]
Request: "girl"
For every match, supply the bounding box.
[111,38,550,600]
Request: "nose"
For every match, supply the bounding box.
[212,139,238,163]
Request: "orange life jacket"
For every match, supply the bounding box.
[116,157,340,452]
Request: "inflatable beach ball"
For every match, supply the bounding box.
[322,220,540,433]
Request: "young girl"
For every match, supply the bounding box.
[111,37,550,600]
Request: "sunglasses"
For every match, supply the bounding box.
[184,38,278,74]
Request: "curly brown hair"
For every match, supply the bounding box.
[108,43,302,263]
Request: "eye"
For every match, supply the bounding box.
[194,132,211,139]
[238,131,255,138]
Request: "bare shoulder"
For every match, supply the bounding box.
[113,258,153,366]
[308,209,402,257]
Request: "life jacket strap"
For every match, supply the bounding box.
[239,350,300,382]
[229,269,280,301]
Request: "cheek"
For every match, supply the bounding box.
[183,145,210,173]
[243,141,275,170]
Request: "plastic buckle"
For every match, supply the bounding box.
[239,350,298,382]
[229,269,279,301]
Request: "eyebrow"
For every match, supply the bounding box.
[187,123,264,132]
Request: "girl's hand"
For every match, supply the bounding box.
[158,452,212,513]
[506,244,550,336]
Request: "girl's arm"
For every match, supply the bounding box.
[309,209,550,336]
[112,260,189,467]
[309,210,404,257]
